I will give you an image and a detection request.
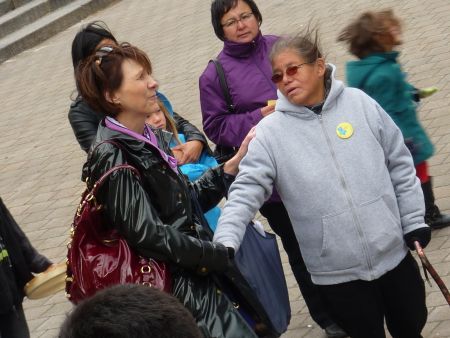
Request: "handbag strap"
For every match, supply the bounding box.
[209,59,239,162]
[90,164,141,197]
[87,139,127,166]
[210,59,235,114]
[87,139,141,197]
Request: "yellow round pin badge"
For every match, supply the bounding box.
[336,122,353,139]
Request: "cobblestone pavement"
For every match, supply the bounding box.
[0,0,450,337]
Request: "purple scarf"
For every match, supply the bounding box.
[105,117,178,173]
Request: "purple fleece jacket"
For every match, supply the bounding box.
[199,32,278,148]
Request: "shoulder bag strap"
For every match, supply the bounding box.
[209,59,235,114]
[87,139,140,196]
[90,164,141,196]
[87,139,127,164]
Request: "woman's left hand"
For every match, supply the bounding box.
[172,140,204,164]
[223,127,256,176]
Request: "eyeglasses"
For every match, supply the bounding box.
[95,45,114,66]
[221,12,254,29]
[271,62,313,84]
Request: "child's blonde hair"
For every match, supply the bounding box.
[157,100,181,145]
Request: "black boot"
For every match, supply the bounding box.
[324,323,348,338]
[421,179,450,229]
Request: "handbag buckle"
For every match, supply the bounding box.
[86,193,97,205]
[141,265,152,273]
[142,282,152,287]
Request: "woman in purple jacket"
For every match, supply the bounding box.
[199,1,346,337]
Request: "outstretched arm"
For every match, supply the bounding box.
[214,128,275,250]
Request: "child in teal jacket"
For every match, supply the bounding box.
[339,9,450,229]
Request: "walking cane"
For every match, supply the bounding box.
[414,241,450,306]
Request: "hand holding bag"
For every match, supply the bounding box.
[65,164,171,304]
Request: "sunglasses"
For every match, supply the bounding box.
[271,62,313,84]
[95,45,114,66]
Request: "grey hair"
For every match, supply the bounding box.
[270,27,323,64]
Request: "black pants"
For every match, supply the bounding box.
[317,252,427,338]
[259,201,334,329]
[0,304,30,338]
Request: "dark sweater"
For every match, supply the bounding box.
[0,198,52,313]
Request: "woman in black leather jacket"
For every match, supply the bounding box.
[69,21,207,164]
[75,42,274,338]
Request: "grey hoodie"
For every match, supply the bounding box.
[214,64,427,285]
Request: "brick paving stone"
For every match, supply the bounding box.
[35,314,67,332]
[429,305,450,323]
[0,0,449,337]
[422,322,440,338]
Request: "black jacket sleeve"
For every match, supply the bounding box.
[68,98,103,153]
[190,165,232,212]
[92,148,229,273]
[0,199,51,274]
[173,112,209,146]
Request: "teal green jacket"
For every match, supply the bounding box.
[346,51,434,164]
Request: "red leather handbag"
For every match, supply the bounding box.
[65,164,172,304]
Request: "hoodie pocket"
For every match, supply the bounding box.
[357,196,403,257]
[315,209,361,272]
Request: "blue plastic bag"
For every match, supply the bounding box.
[234,223,291,335]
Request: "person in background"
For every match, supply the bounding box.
[69,21,207,165]
[146,100,221,231]
[214,29,430,338]
[199,1,346,337]
[0,197,53,338]
[338,9,450,230]
[59,284,203,338]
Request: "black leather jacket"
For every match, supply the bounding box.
[81,122,276,337]
[69,96,209,153]
[83,122,229,271]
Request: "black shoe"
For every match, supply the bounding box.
[427,210,450,229]
[324,323,348,338]
[421,179,450,230]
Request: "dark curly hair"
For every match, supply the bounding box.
[337,9,401,59]
[58,284,202,338]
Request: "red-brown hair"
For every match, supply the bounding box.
[75,43,152,117]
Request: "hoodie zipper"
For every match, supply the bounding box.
[317,113,374,278]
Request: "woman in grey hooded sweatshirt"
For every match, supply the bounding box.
[214,30,430,338]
